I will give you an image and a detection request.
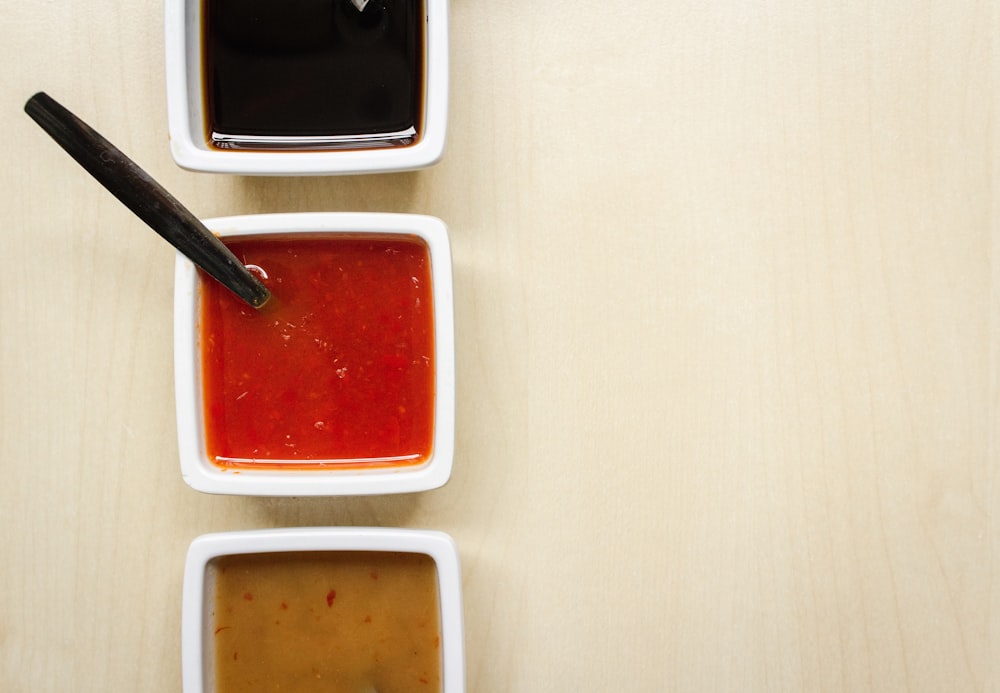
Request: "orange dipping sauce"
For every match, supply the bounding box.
[200,234,435,469]
[209,551,442,692]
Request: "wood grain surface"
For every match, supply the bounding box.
[2,1,997,691]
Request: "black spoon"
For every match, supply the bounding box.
[24,92,270,309]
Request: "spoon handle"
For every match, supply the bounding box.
[24,92,270,309]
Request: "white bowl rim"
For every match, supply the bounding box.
[164,0,449,175]
[173,212,455,496]
[181,527,465,693]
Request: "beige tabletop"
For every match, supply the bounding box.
[3,1,998,691]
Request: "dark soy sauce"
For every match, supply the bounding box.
[203,0,424,150]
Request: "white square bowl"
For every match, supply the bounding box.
[164,0,449,175]
[182,527,465,693]
[174,212,455,496]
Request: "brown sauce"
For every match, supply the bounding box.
[202,0,424,150]
[210,550,442,692]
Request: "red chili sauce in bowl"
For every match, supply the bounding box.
[199,234,434,469]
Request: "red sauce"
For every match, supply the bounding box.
[200,234,435,469]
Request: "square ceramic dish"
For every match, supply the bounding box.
[164,0,449,175]
[182,527,465,692]
[174,212,454,495]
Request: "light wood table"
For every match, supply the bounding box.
[3,1,997,690]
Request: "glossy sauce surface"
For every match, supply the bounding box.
[200,234,435,468]
[203,0,424,148]
[210,551,442,692]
